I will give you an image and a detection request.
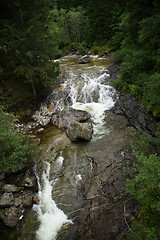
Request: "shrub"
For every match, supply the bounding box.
[0,108,36,173]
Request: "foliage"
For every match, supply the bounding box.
[125,128,160,239]
[0,0,60,99]
[0,109,36,173]
[125,222,159,240]
[48,6,90,52]
[111,0,160,115]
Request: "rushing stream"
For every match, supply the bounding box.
[33,162,72,240]
[33,55,117,239]
[1,55,135,240]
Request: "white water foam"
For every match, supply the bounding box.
[33,162,72,240]
[75,174,82,184]
[56,156,64,168]
[71,72,117,136]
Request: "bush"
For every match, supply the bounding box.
[125,128,160,239]
[0,108,36,173]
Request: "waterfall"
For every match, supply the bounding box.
[70,71,117,137]
[33,162,72,240]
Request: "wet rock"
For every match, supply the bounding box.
[3,184,19,193]
[37,127,44,134]
[51,108,91,129]
[32,105,52,126]
[0,206,23,227]
[22,194,33,207]
[21,170,38,190]
[53,134,71,150]
[101,68,110,75]
[32,193,39,204]
[14,197,22,207]
[40,133,71,163]
[79,55,91,64]
[0,193,14,207]
[74,109,90,122]
[105,111,129,130]
[112,92,157,134]
[66,121,93,141]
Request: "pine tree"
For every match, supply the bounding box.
[0,0,59,99]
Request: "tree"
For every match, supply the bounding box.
[0,0,60,99]
[112,0,160,115]
[125,128,160,239]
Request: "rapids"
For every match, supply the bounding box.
[0,55,136,240]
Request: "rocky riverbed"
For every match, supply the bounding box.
[0,55,157,240]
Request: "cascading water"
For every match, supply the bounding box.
[33,162,72,240]
[32,56,118,239]
[66,69,117,138]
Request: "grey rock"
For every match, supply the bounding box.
[112,92,156,134]
[32,105,52,126]
[3,184,19,193]
[22,194,33,207]
[51,108,90,129]
[74,109,90,122]
[66,121,93,141]
[0,193,14,207]
[32,193,39,204]
[79,55,91,64]
[0,206,23,227]
[105,111,129,130]
[44,133,71,160]
[14,198,22,207]
[37,128,44,134]
[21,170,37,190]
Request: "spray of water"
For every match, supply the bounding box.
[33,162,72,240]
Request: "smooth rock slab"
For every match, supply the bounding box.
[66,121,93,141]
[0,206,23,227]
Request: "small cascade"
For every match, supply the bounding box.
[70,71,117,137]
[33,162,72,240]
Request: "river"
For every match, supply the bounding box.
[1,55,136,240]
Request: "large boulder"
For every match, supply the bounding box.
[79,55,91,64]
[66,121,93,141]
[0,206,23,227]
[74,109,91,122]
[51,109,90,129]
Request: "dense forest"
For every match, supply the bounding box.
[0,0,160,239]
